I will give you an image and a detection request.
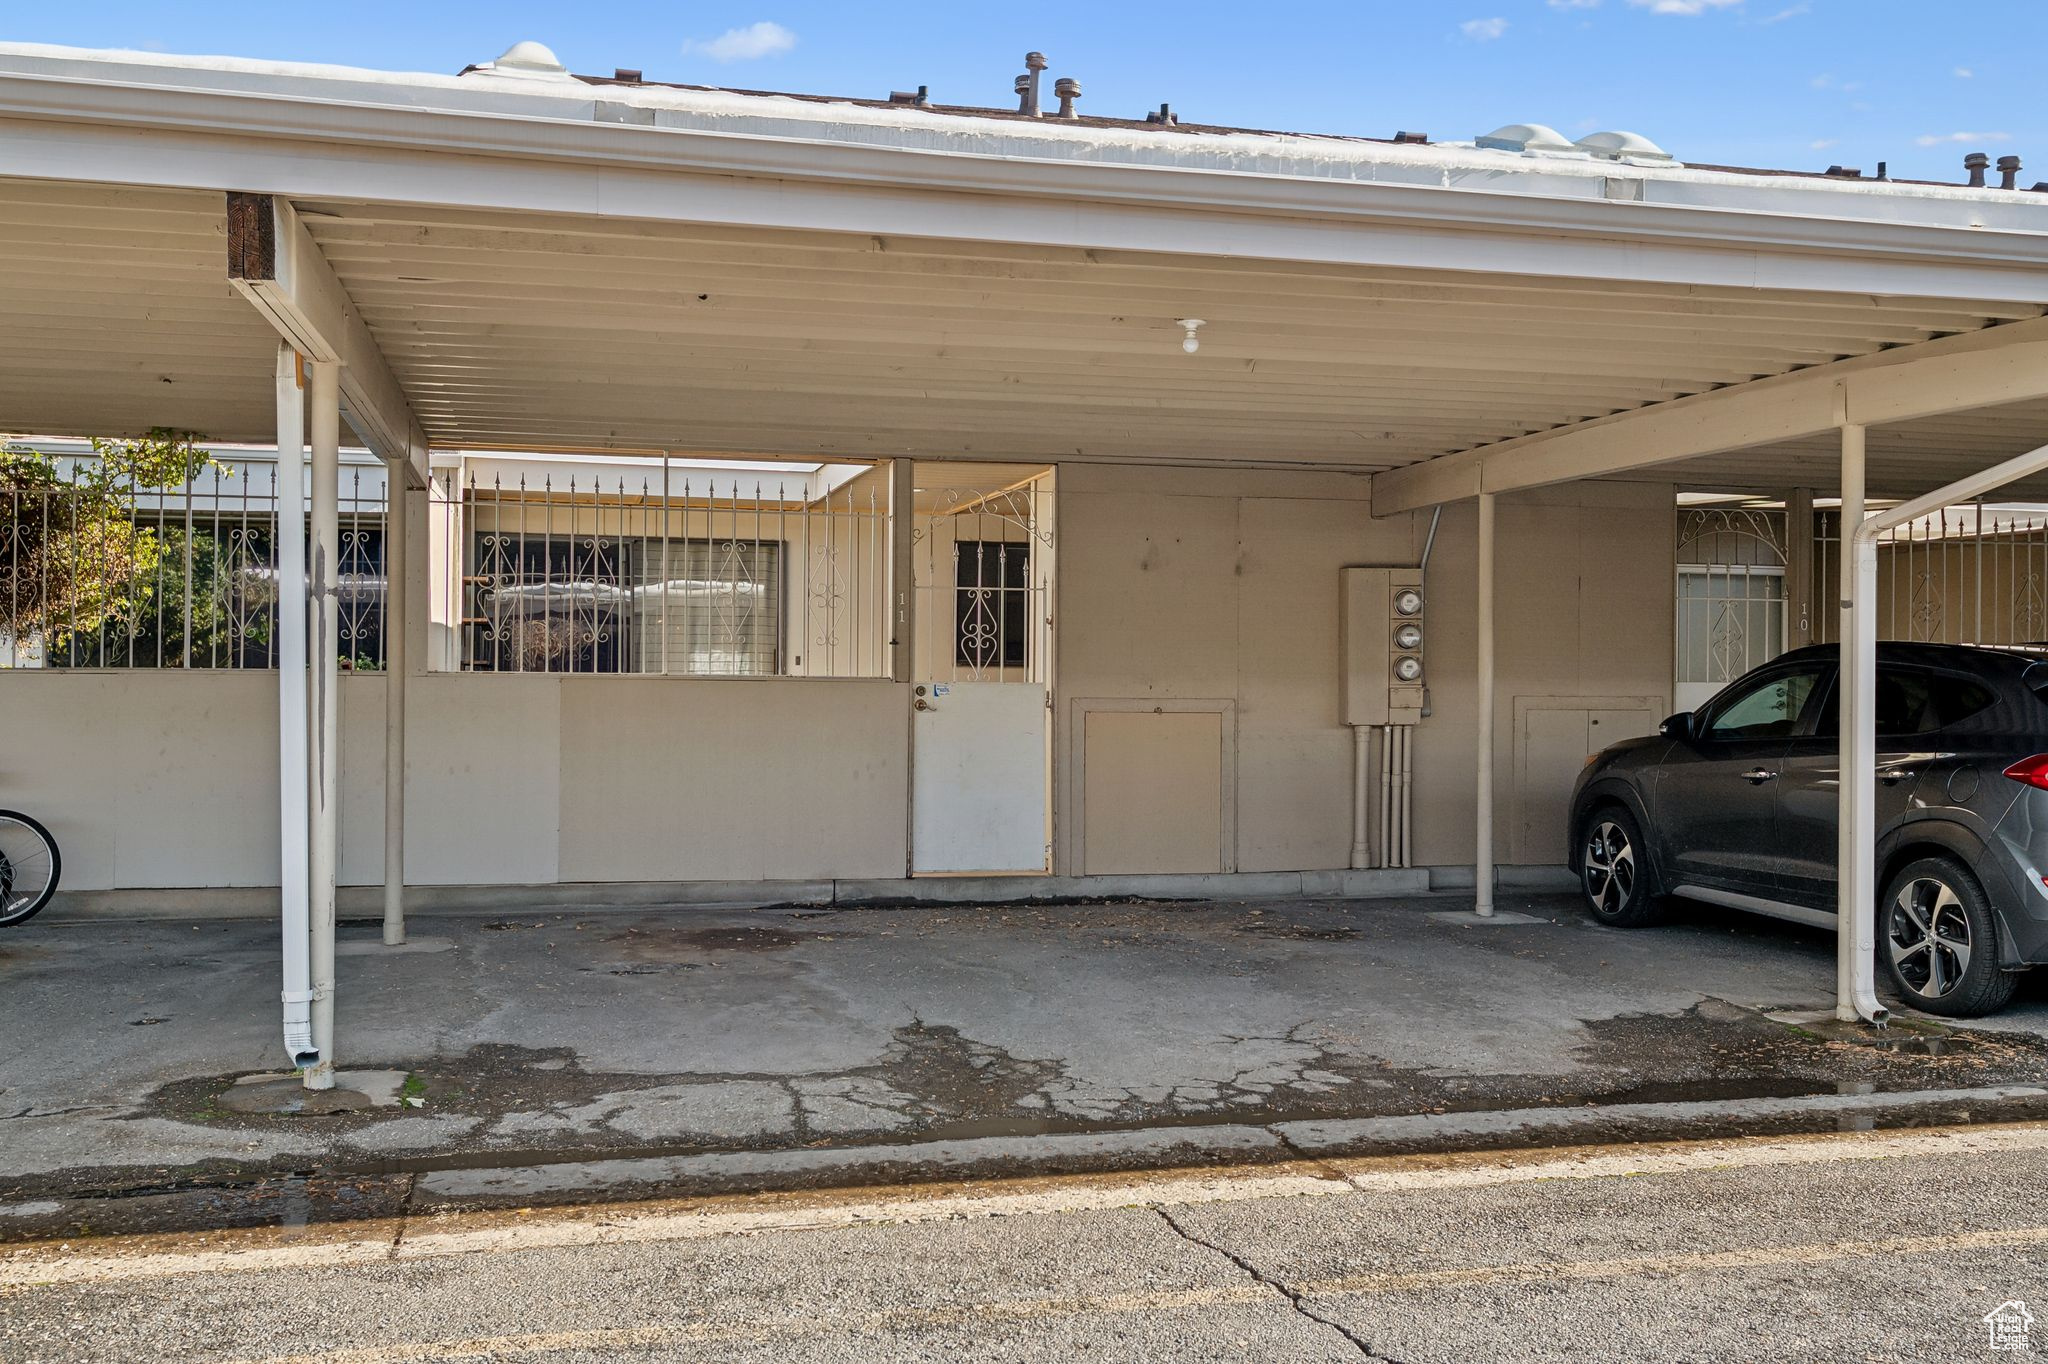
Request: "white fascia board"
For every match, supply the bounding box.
[5,70,2048,302]
[229,196,428,487]
[1370,317,2048,514]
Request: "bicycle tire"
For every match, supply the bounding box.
[0,811,60,927]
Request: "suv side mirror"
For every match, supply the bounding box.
[1659,711,1695,739]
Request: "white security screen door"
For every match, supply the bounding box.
[908,464,1055,874]
[911,681,1049,874]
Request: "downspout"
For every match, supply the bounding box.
[1840,432,2048,1025]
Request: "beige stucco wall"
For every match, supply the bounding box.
[1411,481,1676,869]
[8,466,1671,892]
[1052,465,1675,875]
[7,671,908,891]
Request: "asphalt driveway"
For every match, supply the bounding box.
[5,891,2048,1240]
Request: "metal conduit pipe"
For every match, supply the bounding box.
[1418,505,1442,718]
[1350,725,1372,869]
[1399,724,1415,868]
[1384,720,1400,860]
[1840,430,2048,1025]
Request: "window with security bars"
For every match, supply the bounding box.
[465,534,781,676]
[954,540,1030,670]
[2,446,388,671]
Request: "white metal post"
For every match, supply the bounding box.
[382,473,408,946]
[1839,434,2048,1023]
[275,344,315,1067]
[1836,422,1881,1024]
[1475,491,1497,916]
[307,360,341,1089]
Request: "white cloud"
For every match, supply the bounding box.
[1461,16,1509,39]
[682,21,796,63]
[1954,66,1974,79]
[1914,130,2011,147]
[1809,138,1840,150]
[1810,73,1862,92]
[1626,0,1740,12]
[1759,4,1810,22]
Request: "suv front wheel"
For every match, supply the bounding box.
[1579,805,1665,927]
[1880,855,2017,1017]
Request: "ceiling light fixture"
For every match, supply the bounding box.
[1176,318,1205,354]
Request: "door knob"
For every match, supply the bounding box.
[914,698,934,711]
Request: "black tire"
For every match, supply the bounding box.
[1578,804,1665,927]
[0,810,60,927]
[1880,855,2016,1018]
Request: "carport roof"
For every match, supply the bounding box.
[5,41,2048,499]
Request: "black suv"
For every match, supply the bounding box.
[1568,642,2048,1017]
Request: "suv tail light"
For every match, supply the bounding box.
[2004,755,2048,790]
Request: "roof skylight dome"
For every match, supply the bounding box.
[467,41,576,82]
[1473,123,1578,155]
[1574,131,1677,165]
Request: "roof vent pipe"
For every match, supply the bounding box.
[1054,77,1082,119]
[890,85,931,106]
[1015,51,1047,116]
[1145,103,1178,125]
[2000,155,2023,190]
[1966,151,1991,187]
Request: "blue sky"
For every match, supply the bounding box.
[10,1,2043,183]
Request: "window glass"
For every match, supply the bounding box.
[1875,670,1995,736]
[1703,667,1823,741]
[1813,668,1997,737]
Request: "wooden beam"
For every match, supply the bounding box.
[227,192,427,487]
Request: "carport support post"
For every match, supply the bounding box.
[275,344,315,1067]
[381,467,407,946]
[1475,490,1497,917]
[1836,422,1877,1024]
[307,359,342,1090]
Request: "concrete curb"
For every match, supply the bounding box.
[398,1083,2048,1209]
[48,867,1441,921]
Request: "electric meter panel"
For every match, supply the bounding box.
[1339,567,1427,727]
[1387,575,1425,721]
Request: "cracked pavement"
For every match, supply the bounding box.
[10,1124,2048,1362]
[5,892,2048,1240]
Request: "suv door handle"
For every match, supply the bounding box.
[1880,769,1917,786]
[1741,768,1779,784]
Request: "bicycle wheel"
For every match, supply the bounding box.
[0,811,60,927]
